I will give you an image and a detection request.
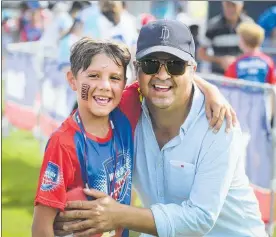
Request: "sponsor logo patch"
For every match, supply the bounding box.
[41,162,61,191]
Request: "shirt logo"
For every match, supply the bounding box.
[41,162,62,191]
[103,153,131,202]
[160,26,170,43]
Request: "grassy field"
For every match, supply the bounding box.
[2,130,42,237]
[2,129,140,237]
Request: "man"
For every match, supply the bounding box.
[198,1,253,74]
[54,20,267,237]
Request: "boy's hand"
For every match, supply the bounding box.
[205,85,238,133]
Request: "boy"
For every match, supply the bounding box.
[225,21,276,84]
[32,38,137,237]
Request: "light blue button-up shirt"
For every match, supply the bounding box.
[133,85,267,237]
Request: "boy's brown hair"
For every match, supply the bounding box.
[237,22,265,48]
[70,37,131,79]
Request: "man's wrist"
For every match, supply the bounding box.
[112,204,158,235]
[112,203,126,229]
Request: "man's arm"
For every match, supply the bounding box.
[197,46,222,65]
[57,124,242,237]
[32,205,58,237]
[115,204,157,235]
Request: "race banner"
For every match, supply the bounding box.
[4,52,40,131]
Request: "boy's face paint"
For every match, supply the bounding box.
[81,83,90,101]
[75,53,126,118]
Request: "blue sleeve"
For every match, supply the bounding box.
[258,7,276,38]
[150,123,243,237]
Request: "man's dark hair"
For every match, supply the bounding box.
[70,37,131,79]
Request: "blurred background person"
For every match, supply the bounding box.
[68,1,83,20]
[40,2,73,48]
[136,13,156,33]
[78,1,103,39]
[150,0,176,20]
[198,1,253,75]
[258,6,276,45]
[224,21,275,128]
[121,1,136,33]
[176,3,200,62]
[99,0,137,84]
[57,18,84,73]
[225,21,276,85]
[18,1,44,42]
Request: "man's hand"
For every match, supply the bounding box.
[55,189,121,237]
[205,85,238,133]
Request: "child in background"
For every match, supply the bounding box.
[32,38,136,237]
[225,22,276,85]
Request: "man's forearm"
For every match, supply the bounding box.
[198,47,221,64]
[115,204,158,236]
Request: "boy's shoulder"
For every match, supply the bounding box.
[236,51,274,65]
[46,116,78,149]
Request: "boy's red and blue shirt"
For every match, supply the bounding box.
[34,82,141,237]
[224,51,276,85]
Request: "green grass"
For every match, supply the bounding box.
[2,130,42,237]
[2,129,140,237]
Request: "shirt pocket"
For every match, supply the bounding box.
[167,160,196,200]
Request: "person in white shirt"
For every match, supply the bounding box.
[40,2,73,48]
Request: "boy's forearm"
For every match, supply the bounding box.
[32,205,57,237]
[115,204,158,236]
[32,225,55,237]
[194,74,215,93]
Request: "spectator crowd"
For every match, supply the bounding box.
[2,1,276,85]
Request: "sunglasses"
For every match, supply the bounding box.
[136,59,193,76]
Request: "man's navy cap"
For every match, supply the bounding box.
[136,19,195,62]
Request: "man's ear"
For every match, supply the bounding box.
[189,63,197,76]
[133,61,140,79]
[133,61,138,72]
[67,70,77,91]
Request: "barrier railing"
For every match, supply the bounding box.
[198,72,276,236]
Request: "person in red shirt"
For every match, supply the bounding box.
[32,38,137,237]
[225,21,276,85]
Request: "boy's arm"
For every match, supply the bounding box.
[32,204,58,237]
[119,81,142,135]
[33,133,76,236]
[194,74,238,131]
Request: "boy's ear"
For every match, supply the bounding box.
[67,70,77,91]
